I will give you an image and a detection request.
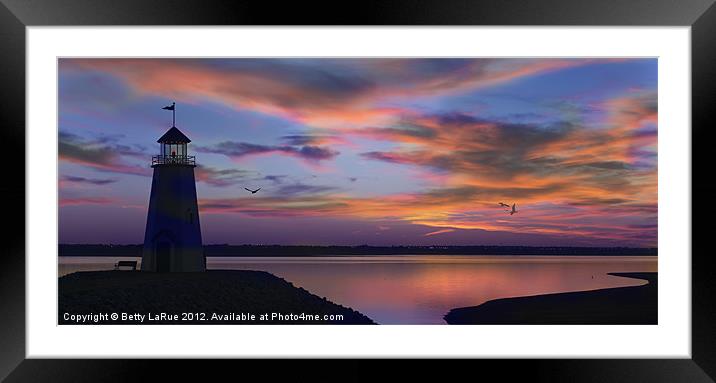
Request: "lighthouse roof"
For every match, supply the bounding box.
[157,127,191,143]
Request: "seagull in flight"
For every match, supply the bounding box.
[498,202,510,208]
[509,203,518,215]
[245,187,261,194]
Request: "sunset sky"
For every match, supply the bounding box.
[58,58,657,247]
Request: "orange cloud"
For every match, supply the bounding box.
[194,87,656,245]
[424,229,456,237]
[60,58,601,130]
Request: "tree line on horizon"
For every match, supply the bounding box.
[58,244,658,257]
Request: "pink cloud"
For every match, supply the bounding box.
[424,228,456,237]
[60,197,115,206]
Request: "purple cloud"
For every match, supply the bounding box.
[196,141,339,162]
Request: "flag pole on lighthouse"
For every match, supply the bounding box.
[163,102,176,127]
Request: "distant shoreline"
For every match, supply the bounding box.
[59,244,658,257]
[444,272,657,324]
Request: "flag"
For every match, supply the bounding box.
[162,103,175,111]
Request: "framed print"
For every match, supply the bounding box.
[0,0,713,381]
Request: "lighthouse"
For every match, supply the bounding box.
[141,103,205,272]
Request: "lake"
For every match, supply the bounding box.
[58,255,657,324]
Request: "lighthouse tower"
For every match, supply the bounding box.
[141,110,205,272]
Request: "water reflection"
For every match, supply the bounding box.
[59,255,657,324]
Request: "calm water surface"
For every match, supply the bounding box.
[59,255,657,324]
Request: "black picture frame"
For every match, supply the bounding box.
[0,0,712,381]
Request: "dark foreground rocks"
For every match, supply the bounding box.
[59,270,374,324]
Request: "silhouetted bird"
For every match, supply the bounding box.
[498,202,510,208]
[509,203,518,215]
[245,187,261,194]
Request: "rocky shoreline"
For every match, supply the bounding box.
[59,270,375,324]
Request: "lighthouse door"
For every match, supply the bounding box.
[156,241,171,272]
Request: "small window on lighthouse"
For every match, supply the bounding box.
[163,143,174,157]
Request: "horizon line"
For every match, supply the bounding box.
[59,243,658,249]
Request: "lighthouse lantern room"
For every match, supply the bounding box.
[152,127,196,166]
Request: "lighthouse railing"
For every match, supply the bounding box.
[152,155,196,166]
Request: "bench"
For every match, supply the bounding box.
[114,260,138,271]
